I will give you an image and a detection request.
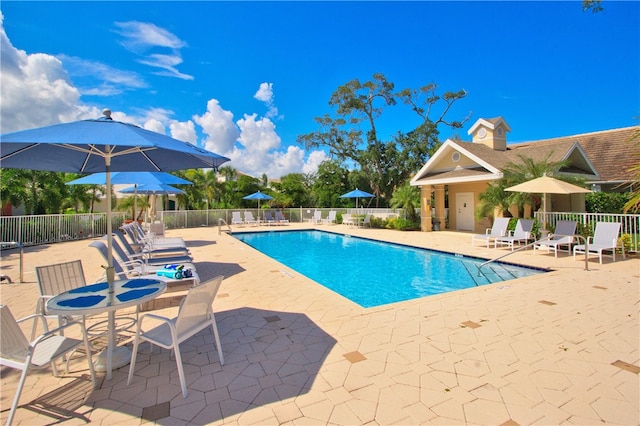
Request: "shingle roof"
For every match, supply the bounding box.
[453,126,639,183]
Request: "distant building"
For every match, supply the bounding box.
[410,117,639,232]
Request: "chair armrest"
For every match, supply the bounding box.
[31,318,88,347]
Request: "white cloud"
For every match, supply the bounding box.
[169,120,197,144]
[193,99,241,154]
[113,21,192,80]
[0,12,91,133]
[254,82,279,119]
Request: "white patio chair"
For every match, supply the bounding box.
[573,222,624,264]
[471,217,510,248]
[127,275,225,398]
[231,211,244,225]
[322,210,337,225]
[533,220,577,257]
[0,305,97,426]
[342,213,355,227]
[361,214,372,228]
[244,211,259,226]
[494,219,534,251]
[311,210,323,224]
[33,260,88,339]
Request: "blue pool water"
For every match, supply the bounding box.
[234,230,546,308]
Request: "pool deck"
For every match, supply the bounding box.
[1,223,638,425]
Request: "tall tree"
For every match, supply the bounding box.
[298,74,468,206]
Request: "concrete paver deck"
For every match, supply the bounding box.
[1,223,638,425]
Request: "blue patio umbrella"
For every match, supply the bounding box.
[66,171,192,186]
[340,188,374,209]
[0,109,229,379]
[120,183,186,195]
[243,191,274,221]
[67,172,193,223]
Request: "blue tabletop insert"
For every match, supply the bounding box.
[58,295,106,308]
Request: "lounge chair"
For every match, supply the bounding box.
[128,276,225,398]
[123,222,186,248]
[573,222,624,264]
[231,211,244,225]
[275,211,289,224]
[471,217,510,248]
[342,213,355,227]
[0,305,97,426]
[263,211,276,225]
[361,214,372,228]
[112,231,193,264]
[494,219,534,251]
[311,210,323,224]
[322,210,337,225]
[533,220,577,257]
[91,240,199,283]
[244,211,259,226]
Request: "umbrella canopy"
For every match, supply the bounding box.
[120,183,186,195]
[66,171,192,186]
[505,174,591,229]
[243,191,274,220]
[340,188,375,209]
[1,109,229,287]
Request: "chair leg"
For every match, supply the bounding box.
[210,316,224,365]
[173,346,188,398]
[7,361,31,426]
[127,329,142,386]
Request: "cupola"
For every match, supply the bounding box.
[467,117,511,151]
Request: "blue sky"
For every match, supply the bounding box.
[1,1,638,178]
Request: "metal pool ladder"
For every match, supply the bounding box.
[477,234,590,278]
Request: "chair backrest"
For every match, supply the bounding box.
[114,229,138,255]
[552,220,577,242]
[342,214,352,222]
[491,217,510,236]
[327,211,336,221]
[35,260,86,298]
[232,212,242,222]
[89,240,128,277]
[245,211,256,221]
[593,222,621,245]
[175,275,224,338]
[313,211,322,221]
[363,214,371,225]
[264,211,274,221]
[275,211,286,221]
[0,305,31,363]
[513,219,534,238]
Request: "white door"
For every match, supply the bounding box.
[456,193,474,231]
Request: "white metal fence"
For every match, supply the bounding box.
[2,209,638,251]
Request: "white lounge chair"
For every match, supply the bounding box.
[323,210,337,225]
[495,219,534,251]
[311,210,323,224]
[342,213,355,227]
[275,211,289,224]
[361,214,372,228]
[471,217,510,248]
[533,220,577,257]
[573,222,623,264]
[128,276,225,398]
[0,305,97,426]
[231,211,244,225]
[244,211,259,226]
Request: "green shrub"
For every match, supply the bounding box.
[386,217,420,231]
[586,192,630,213]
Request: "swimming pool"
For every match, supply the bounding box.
[234,230,546,308]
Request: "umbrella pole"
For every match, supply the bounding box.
[105,159,116,381]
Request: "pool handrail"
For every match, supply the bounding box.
[477,234,589,277]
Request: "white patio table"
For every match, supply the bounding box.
[47,278,166,380]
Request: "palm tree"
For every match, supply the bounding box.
[390,182,420,222]
[475,180,514,220]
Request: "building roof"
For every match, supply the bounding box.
[411,124,639,187]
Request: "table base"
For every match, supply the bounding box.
[94,346,131,372]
